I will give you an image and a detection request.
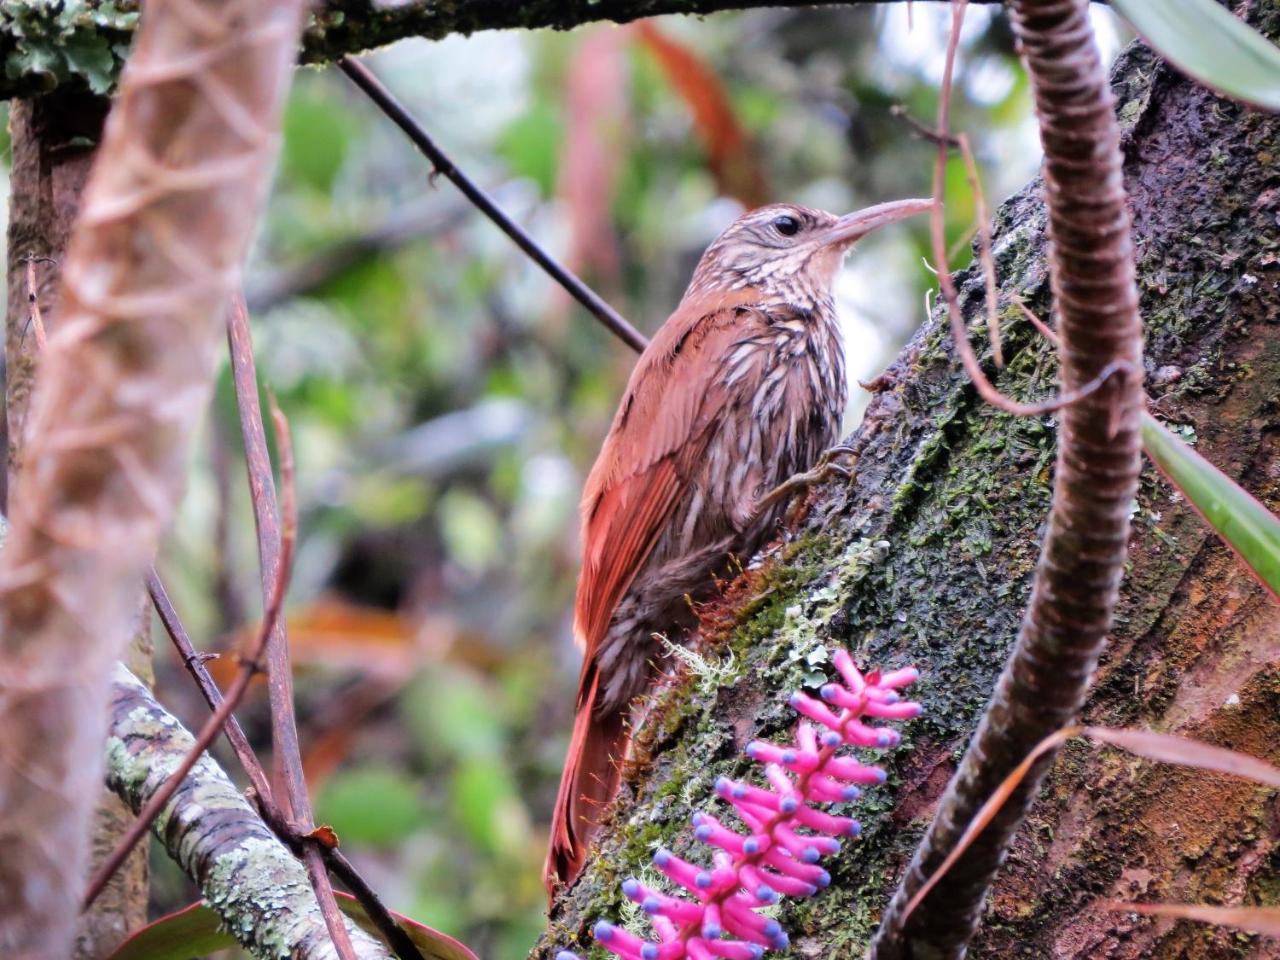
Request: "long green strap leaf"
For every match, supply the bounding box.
[1110,0,1280,113]
[1141,412,1280,600]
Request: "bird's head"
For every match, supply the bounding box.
[685,199,933,306]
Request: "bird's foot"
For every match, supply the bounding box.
[748,444,857,527]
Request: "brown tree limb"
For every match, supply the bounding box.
[227,292,359,960]
[0,0,309,954]
[871,0,1145,955]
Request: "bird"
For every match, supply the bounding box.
[545,198,933,896]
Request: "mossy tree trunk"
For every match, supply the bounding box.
[4,91,153,960]
[538,20,1280,960]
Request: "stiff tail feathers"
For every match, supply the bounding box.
[545,665,629,900]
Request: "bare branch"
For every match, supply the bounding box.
[0,1,309,952]
[338,56,649,355]
[228,293,360,960]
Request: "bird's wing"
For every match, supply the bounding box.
[573,288,762,660]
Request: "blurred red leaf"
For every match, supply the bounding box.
[105,894,479,960]
[1102,901,1280,937]
[634,20,769,206]
[559,25,632,286]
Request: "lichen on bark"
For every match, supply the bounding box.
[537,21,1280,960]
[106,665,393,960]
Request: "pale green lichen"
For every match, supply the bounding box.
[0,0,137,95]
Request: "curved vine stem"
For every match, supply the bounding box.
[870,1,1144,956]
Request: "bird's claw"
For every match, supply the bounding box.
[748,444,858,527]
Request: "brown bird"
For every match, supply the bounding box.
[546,198,932,895]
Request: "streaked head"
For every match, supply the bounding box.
[685,198,933,304]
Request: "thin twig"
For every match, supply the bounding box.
[337,55,649,355]
[145,570,273,802]
[23,257,52,349]
[957,132,1002,367]
[227,293,357,960]
[82,409,297,910]
[149,571,429,960]
[926,1,1132,416]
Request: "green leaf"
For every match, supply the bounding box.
[105,893,479,960]
[102,902,228,960]
[315,764,425,846]
[1141,412,1280,599]
[1110,0,1280,112]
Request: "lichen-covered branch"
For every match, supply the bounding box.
[536,19,1280,960]
[0,0,1015,101]
[0,0,308,953]
[105,665,392,960]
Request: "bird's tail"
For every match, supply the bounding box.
[544,663,628,900]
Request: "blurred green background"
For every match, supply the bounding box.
[52,5,1124,957]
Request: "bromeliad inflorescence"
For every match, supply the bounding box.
[558,649,921,960]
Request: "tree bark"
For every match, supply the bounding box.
[536,17,1280,960]
[3,91,154,960]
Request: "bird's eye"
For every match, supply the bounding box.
[772,215,801,237]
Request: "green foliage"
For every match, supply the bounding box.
[1,0,136,94]
[1142,412,1280,598]
[1111,0,1280,112]
[316,765,426,847]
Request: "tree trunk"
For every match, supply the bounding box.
[538,16,1280,960]
[4,91,153,960]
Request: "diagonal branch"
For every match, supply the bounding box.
[871,0,1145,955]
[337,56,649,354]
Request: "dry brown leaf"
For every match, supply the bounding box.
[1103,901,1280,938]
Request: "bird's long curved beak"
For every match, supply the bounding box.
[822,197,935,247]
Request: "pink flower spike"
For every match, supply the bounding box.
[837,718,900,749]
[722,893,785,943]
[623,879,705,923]
[744,740,792,766]
[719,777,789,813]
[831,648,866,693]
[593,921,649,960]
[788,691,842,729]
[793,804,861,837]
[822,755,888,784]
[878,666,920,690]
[748,862,817,897]
[764,765,800,811]
[693,813,765,857]
[653,848,711,896]
[808,774,862,803]
[702,902,723,940]
[704,940,764,960]
[763,847,828,886]
[653,916,680,942]
[773,822,840,861]
[819,683,864,711]
[686,939,714,960]
[796,721,819,755]
[863,699,923,720]
[729,798,773,832]
[736,863,780,903]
